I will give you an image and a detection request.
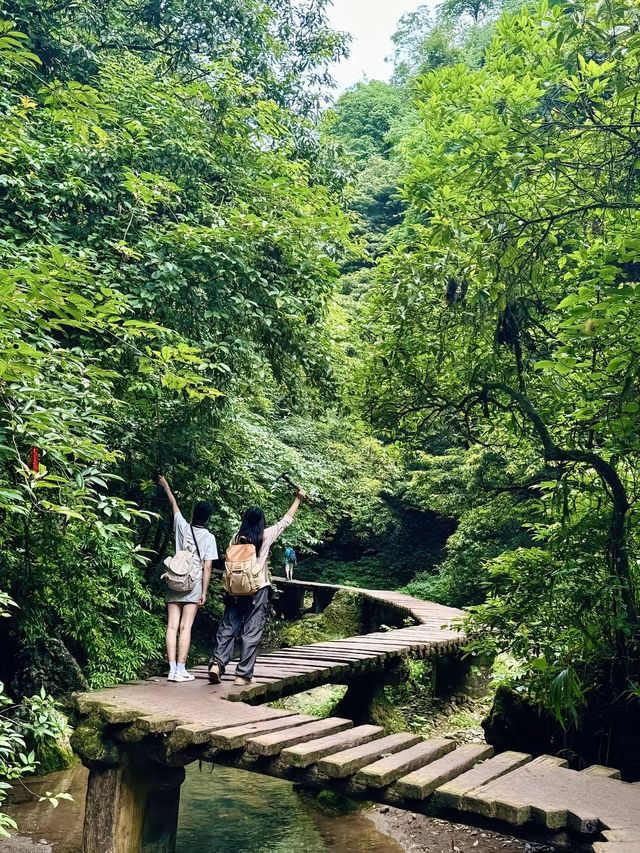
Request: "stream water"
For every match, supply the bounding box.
[2,763,404,853]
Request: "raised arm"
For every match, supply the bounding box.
[158,475,180,517]
[286,488,307,520]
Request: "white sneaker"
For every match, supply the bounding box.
[167,671,178,682]
[175,671,195,682]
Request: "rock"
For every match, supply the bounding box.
[316,790,359,814]
[12,638,87,700]
[379,805,390,813]
[0,838,52,852]
[482,686,563,757]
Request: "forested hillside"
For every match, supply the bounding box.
[326,0,640,760]
[2,0,640,797]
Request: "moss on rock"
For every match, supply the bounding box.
[34,732,78,775]
[367,689,409,732]
[70,718,121,768]
[315,790,360,815]
[272,590,363,648]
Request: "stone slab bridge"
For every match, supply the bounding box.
[72,578,640,853]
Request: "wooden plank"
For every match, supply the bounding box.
[281,725,384,768]
[396,744,494,799]
[581,764,621,779]
[246,718,353,756]
[356,738,456,788]
[366,637,431,651]
[252,661,336,675]
[277,654,373,667]
[254,658,331,669]
[302,647,382,659]
[318,732,423,779]
[319,641,401,653]
[261,651,354,663]
[210,714,318,749]
[434,751,531,810]
[234,668,314,681]
[250,667,320,678]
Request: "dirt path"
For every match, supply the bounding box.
[366,804,555,853]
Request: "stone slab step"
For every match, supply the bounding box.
[434,751,531,810]
[168,722,227,749]
[281,725,384,768]
[210,714,318,749]
[246,718,353,756]
[356,738,456,788]
[318,732,423,779]
[530,755,569,768]
[461,758,630,830]
[396,744,494,800]
[602,830,640,842]
[582,764,621,779]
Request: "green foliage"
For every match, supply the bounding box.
[361,0,640,721]
[0,6,359,692]
[272,684,347,718]
[402,449,533,606]
[327,81,408,161]
[272,590,362,647]
[0,596,71,837]
[4,0,348,112]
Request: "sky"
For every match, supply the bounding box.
[326,0,435,92]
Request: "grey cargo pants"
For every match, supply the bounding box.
[212,586,270,679]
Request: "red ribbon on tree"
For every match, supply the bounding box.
[28,447,39,472]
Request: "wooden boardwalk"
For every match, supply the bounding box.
[73,581,640,852]
[228,579,465,702]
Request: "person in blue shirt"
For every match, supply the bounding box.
[284,545,297,580]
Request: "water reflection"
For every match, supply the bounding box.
[3,764,402,853]
[178,765,401,853]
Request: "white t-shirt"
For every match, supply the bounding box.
[174,512,218,580]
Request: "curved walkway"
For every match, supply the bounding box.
[74,581,640,852]
[227,577,466,702]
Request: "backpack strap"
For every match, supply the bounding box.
[189,524,202,562]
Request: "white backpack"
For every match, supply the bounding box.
[223,540,262,596]
[161,524,202,593]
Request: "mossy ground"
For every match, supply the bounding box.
[264,589,363,649]
[272,684,347,717]
[33,731,78,775]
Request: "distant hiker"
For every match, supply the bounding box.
[159,475,218,683]
[208,487,307,686]
[284,545,297,581]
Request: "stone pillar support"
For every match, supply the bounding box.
[278,585,306,620]
[312,587,335,613]
[81,750,185,853]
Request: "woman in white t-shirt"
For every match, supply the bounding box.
[159,475,218,682]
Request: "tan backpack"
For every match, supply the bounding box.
[161,524,202,593]
[223,540,262,596]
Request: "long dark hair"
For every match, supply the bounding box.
[236,506,266,555]
[192,501,213,527]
